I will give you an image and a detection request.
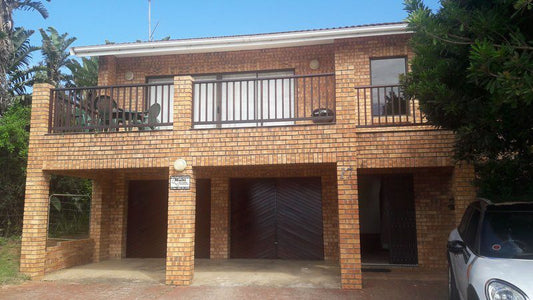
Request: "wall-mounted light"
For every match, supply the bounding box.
[309,59,320,70]
[124,71,134,81]
[173,159,187,172]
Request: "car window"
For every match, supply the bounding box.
[462,209,481,250]
[480,211,533,259]
[458,206,473,236]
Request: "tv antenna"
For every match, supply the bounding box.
[148,0,160,41]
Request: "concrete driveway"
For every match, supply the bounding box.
[0,273,447,300]
[1,259,447,299]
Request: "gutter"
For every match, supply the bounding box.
[70,23,410,58]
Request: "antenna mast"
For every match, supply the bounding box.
[148,0,151,41]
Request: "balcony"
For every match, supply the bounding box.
[192,73,335,128]
[48,73,336,133]
[48,83,174,133]
[354,84,428,127]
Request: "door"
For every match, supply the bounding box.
[380,174,418,264]
[126,180,168,258]
[195,179,211,258]
[230,177,323,259]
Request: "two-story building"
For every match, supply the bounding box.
[20,22,476,289]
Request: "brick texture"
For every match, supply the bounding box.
[45,239,94,273]
[21,34,477,290]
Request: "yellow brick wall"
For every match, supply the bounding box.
[21,34,477,289]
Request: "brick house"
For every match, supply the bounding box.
[20,22,476,289]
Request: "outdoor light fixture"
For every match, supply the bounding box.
[309,59,320,70]
[173,159,187,172]
[124,71,134,81]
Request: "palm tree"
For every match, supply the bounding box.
[1,0,49,111]
[38,26,76,87]
[66,57,98,87]
[7,27,41,96]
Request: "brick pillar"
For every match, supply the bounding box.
[90,176,111,262]
[337,162,362,289]
[210,177,229,259]
[452,163,476,225]
[322,173,339,262]
[98,56,117,85]
[108,172,127,259]
[173,76,193,131]
[166,167,196,285]
[20,83,54,278]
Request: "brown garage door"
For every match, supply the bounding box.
[126,180,168,258]
[230,177,323,260]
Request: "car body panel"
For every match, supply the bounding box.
[470,256,533,298]
[448,201,533,300]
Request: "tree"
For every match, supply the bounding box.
[1,0,49,112]
[38,26,76,87]
[403,0,533,201]
[0,102,29,236]
[7,27,41,96]
[66,56,98,87]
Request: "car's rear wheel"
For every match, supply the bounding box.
[449,265,460,300]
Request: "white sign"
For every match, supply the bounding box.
[170,176,190,190]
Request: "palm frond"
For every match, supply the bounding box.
[15,0,50,19]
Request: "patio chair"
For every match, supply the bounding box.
[138,103,161,130]
[94,95,119,131]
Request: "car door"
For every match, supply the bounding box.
[450,207,481,299]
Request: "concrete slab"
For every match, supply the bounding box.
[192,259,340,288]
[43,258,165,284]
[43,259,340,288]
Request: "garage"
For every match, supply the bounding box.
[230,177,324,260]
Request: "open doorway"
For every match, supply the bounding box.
[359,174,418,265]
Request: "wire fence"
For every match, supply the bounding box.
[0,194,91,239]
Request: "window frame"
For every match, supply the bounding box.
[369,56,408,117]
[192,69,296,128]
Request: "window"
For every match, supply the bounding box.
[458,206,474,236]
[462,209,481,249]
[147,77,174,129]
[370,57,407,116]
[480,211,533,259]
[193,70,295,128]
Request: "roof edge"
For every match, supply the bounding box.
[71,22,409,58]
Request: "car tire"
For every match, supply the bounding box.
[449,265,460,300]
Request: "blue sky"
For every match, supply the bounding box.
[14,0,441,60]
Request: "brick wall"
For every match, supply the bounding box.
[21,34,477,289]
[45,239,94,274]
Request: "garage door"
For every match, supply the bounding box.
[230,177,323,260]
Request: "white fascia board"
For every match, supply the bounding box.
[71,23,410,58]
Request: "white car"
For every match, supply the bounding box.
[448,199,533,300]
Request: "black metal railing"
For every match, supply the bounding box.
[355,84,427,127]
[192,73,335,128]
[49,83,174,133]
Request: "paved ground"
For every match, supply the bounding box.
[0,259,448,299]
[0,278,447,299]
[42,259,341,288]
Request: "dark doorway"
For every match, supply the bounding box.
[126,180,168,258]
[230,177,324,260]
[195,179,211,258]
[359,174,418,265]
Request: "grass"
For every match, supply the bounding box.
[0,236,27,285]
